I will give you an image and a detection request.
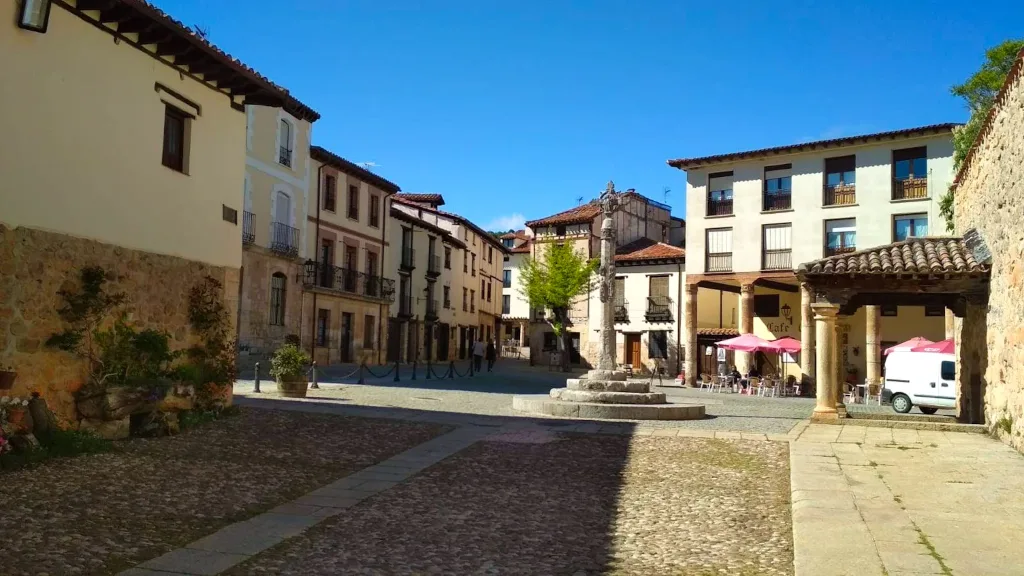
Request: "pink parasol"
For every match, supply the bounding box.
[716,334,776,352]
[766,337,802,353]
[910,339,954,354]
[884,337,934,355]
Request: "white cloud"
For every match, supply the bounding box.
[482,213,526,232]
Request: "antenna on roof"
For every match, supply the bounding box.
[192,24,210,40]
[663,187,670,205]
[576,196,584,206]
[357,162,379,172]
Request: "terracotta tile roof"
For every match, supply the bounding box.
[390,196,508,254]
[394,193,445,206]
[525,202,602,228]
[76,1,319,121]
[614,238,686,263]
[697,328,740,337]
[798,237,989,276]
[499,230,529,240]
[389,208,466,249]
[667,123,959,170]
[510,240,532,254]
[311,146,401,194]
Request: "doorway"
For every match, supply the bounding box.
[568,332,581,364]
[625,333,642,368]
[386,318,401,363]
[340,312,353,363]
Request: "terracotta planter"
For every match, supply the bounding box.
[6,407,31,433]
[0,371,16,390]
[276,375,308,398]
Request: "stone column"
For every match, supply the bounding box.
[865,305,881,394]
[518,320,526,347]
[736,283,755,373]
[812,303,841,419]
[684,283,699,387]
[944,308,956,340]
[800,283,815,386]
[956,299,988,424]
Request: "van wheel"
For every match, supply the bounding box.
[919,407,938,415]
[892,393,912,414]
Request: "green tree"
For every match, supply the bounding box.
[518,243,599,371]
[939,39,1024,231]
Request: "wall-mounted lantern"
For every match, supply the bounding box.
[18,0,52,33]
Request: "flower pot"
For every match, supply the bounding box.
[276,375,308,398]
[6,407,31,433]
[0,371,16,390]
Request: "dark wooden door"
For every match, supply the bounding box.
[340,313,353,362]
[626,334,642,368]
[569,332,581,364]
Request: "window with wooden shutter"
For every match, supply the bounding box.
[324,175,337,211]
[649,276,669,299]
[162,105,187,172]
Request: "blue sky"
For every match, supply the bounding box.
[162,0,1022,230]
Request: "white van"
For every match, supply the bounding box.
[881,351,956,414]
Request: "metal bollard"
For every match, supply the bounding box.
[310,361,319,389]
[425,360,432,380]
[469,358,474,377]
[411,360,417,381]
[449,360,455,379]
[253,362,261,393]
[393,361,401,382]
[357,363,365,384]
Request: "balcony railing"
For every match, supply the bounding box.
[892,177,928,200]
[279,146,292,167]
[706,253,732,273]
[825,246,856,257]
[426,300,439,320]
[763,192,792,212]
[762,249,792,271]
[823,184,856,206]
[645,296,673,322]
[614,301,629,323]
[400,246,415,271]
[303,262,395,302]
[707,198,733,216]
[398,295,413,318]
[270,222,300,256]
[427,253,441,277]
[242,211,255,245]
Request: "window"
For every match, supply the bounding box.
[502,269,511,287]
[706,228,733,272]
[316,309,330,346]
[893,147,927,180]
[924,304,945,317]
[369,194,380,227]
[364,315,375,349]
[502,295,511,314]
[894,214,928,241]
[471,254,476,276]
[463,252,468,273]
[824,155,856,205]
[648,330,668,359]
[443,286,451,308]
[488,246,493,264]
[762,223,792,270]
[470,289,476,311]
[940,361,955,381]
[707,171,734,216]
[556,225,567,236]
[18,0,53,32]
[825,218,856,256]
[763,164,792,211]
[347,185,360,220]
[487,281,492,302]
[502,238,514,248]
[269,273,286,326]
[444,247,452,269]
[463,287,468,311]
[278,119,293,167]
[162,105,187,172]
[881,303,898,317]
[324,175,337,211]
[754,294,780,317]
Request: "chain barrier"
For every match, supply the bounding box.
[362,362,396,379]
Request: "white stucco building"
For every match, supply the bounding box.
[499,230,533,348]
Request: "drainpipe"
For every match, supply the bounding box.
[378,192,391,365]
[676,261,683,376]
[309,163,327,361]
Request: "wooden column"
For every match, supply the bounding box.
[737,283,755,373]
[684,284,699,387]
[800,283,815,386]
[812,303,841,419]
[865,305,881,394]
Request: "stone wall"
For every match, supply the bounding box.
[0,225,238,423]
[237,246,305,372]
[954,58,1024,451]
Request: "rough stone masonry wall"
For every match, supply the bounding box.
[0,224,239,424]
[954,64,1024,451]
[237,246,305,373]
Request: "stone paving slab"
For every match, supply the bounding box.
[791,423,1024,576]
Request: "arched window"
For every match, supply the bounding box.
[278,119,293,167]
[270,272,287,326]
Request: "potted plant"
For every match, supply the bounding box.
[270,344,311,398]
[0,365,16,391]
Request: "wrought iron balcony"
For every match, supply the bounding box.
[707,198,733,216]
[398,295,414,318]
[762,249,792,271]
[279,146,292,167]
[270,222,299,256]
[823,184,856,206]
[400,246,415,271]
[763,191,792,212]
[303,262,395,302]
[426,253,441,277]
[645,296,673,322]
[614,301,629,323]
[892,177,928,200]
[242,211,255,245]
[706,253,732,273]
[426,299,439,320]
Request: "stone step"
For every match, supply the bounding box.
[565,379,651,393]
[512,395,705,421]
[550,388,667,405]
[813,416,987,434]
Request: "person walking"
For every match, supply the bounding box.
[485,339,497,372]
[472,338,485,372]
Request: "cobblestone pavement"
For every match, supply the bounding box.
[0,408,448,576]
[226,431,793,576]
[234,361,817,434]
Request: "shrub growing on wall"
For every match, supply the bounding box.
[178,276,237,409]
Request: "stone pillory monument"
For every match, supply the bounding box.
[513,183,705,420]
